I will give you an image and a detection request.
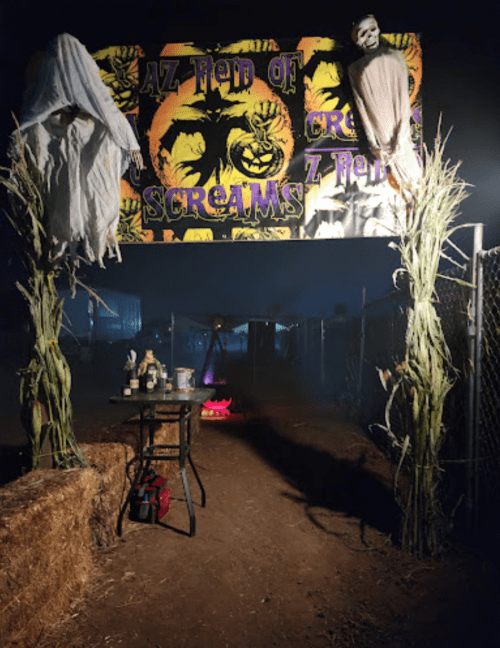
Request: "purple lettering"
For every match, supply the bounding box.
[345,110,355,131]
[185,188,207,216]
[140,62,160,97]
[330,151,353,185]
[227,185,244,213]
[373,158,388,183]
[325,111,344,138]
[353,155,368,178]
[166,188,183,218]
[269,57,284,86]
[268,52,302,94]
[192,56,253,93]
[143,186,165,222]
[208,185,227,208]
[250,181,280,219]
[232,58,253,92]
[307,111,355,141]
[159,59,179,94]
[305,154,322,185]
[281,183,303,217]
[214,59,231,83]
[192,56,214,94]
[306,112,324,140]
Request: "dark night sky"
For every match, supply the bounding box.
[1,2,499,322]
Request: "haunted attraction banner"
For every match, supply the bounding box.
[93,35,422,243]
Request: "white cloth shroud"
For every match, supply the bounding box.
[348,48,421,198]
[16,33,140,266]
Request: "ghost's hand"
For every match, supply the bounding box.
[130,150,144,170]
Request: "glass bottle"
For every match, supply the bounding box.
[128,364,139,394]
[147,363,159,393]
[159,364,167,391]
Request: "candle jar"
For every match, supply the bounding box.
[145,365,156,393]
[128,365,139,394]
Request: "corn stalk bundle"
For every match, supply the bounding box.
[383,127,470,556]
[0,123,88,470]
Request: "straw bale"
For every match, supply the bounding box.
[147,420,180,479]
[80,440,138,545]
[0,467,98,648]
[191,404,201,439]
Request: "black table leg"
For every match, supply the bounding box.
[187,454,206,508]
[184,404,206,508]
[179,405,196,536]
[117,405,147,536]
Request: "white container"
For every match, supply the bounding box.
[121,384,132,397]
[174,367,195,392]
[159,365,168,391]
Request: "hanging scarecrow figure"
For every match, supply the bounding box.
[348,15,421,202]
[2,33,144,470]
[15,32,144,267]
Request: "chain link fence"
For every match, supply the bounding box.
[476,246,500,527]
[434,263,472,530]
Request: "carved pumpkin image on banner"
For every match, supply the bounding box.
[148,78,294,207]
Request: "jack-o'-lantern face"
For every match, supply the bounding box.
[229,132,285,179]
[352,16,380,53]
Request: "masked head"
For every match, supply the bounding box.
[352,15,380,53]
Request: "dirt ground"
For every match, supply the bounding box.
[29,397,500,648]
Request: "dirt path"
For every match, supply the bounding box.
[36,402,500,648]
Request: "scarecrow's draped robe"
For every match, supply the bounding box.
[17,33,139,265]
[348,47,421,199]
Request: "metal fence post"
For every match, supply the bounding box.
[474,225,485,533]
[466,223,483,535]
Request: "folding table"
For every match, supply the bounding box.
[110,387,215,536]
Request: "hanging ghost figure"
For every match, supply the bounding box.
[348,15,421,202]
[15,33,144,267]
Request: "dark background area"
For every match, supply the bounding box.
[1,1,500,324]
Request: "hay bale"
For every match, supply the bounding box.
[80,441,137,546]
[147,420,181,479]
[0,404,201,647]
[0,467,98,648]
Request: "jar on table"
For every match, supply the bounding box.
[128,365,139,394]
[145,364,157,393]
[158,365,168,391]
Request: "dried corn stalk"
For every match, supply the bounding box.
[1,122,87,470]
[383,125,471,556]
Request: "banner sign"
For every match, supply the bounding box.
[93,35,422,243]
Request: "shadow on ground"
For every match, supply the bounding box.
[218,412,401,543]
